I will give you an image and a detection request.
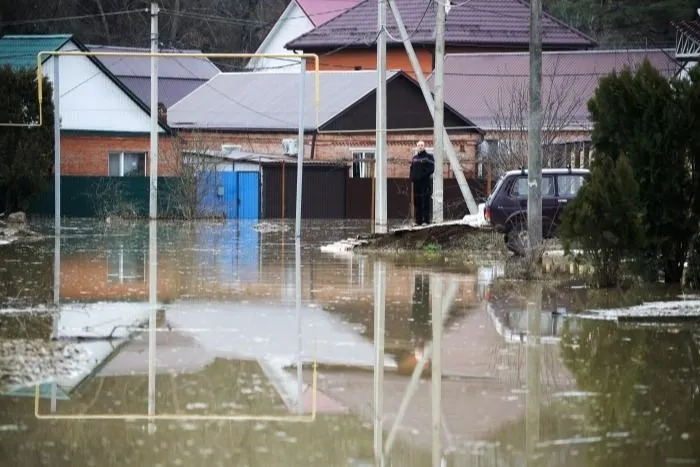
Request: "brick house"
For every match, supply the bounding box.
[0,34,175,177]
[284,0,596,76]
[167,69,482,179]
[437,48,680,174]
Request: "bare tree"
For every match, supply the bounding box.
[486,56,591,176]
[160,134,227,219]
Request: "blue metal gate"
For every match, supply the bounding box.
[236,171,260,220]
[199,170,259,219]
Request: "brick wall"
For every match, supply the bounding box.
[308,48,434,76]
[178,130,481,178]
[60,134,177,176]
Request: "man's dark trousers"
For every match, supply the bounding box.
[413,179,432,225]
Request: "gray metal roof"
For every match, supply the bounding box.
[87,44,220,108]
[286,0,596,50]
[438,49,680,131]
[87,44,220,79]
[168,70,397,131]
[118,76,209,108]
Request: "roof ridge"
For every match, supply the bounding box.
[445,48,675,59]
[515,0,598,46]
[284,0,369,49]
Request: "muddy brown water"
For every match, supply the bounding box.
[0,219,698,466]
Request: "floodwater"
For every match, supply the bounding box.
[0,219,699,466]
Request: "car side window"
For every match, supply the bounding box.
[509,176,555,197]
[557,174,586,197]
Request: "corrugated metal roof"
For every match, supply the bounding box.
[0,34,72,70]
[118,76,208,108]
[168,70,397,130]
[87,44,219,79]
[286,0,595,50]
[438,49,680,131]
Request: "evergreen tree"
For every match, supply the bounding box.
[587,60,697,284]
[0,65,55,213]
[561,153,643,287]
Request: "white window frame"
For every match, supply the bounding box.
[108,151,147,177]
[350,148,376,179]
[107,245,146,284]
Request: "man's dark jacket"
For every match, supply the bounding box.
[410,150,435,182]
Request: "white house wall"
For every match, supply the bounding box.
[247,2,313,73]
[41,41,163,133]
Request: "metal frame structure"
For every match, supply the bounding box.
[9,50,319,229]
[675,23,700,61]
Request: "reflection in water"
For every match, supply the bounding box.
[0,220,699,466]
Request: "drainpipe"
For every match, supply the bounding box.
[310,130,318,160]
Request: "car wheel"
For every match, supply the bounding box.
[506,223,530,256]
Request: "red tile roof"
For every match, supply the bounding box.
[286,0,596,51]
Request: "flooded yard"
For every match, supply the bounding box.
[1,219,699,466]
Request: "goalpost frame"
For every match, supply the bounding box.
[8,51,319,228]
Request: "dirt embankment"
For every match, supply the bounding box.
[356,224,504,253]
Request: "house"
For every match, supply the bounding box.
[673,19,700,79]
[247,0,361,72]
[284,0,596,76]
[167,69,482,179]
[0,34,174,177]
[437,49,679,171]
[87,44,220,108]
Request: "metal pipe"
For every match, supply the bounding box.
[53,55,60,230]
[295,59,306,239]
[149,1,159,219]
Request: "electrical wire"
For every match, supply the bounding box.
[0,9,148,26]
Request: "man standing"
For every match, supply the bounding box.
[410,140,435,225]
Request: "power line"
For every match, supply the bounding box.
[0,9,148,27]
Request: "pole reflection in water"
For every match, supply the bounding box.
[526,282,542,464]
[51,228,61,413]
[148,220,158,434]
[295,237,303,415]
[430,273,443,467]
[373,260,387,466]
[383,273,458,464]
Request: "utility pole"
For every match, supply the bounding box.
[432,0,446,224]
[149,1,159,219]
[375,0,388,233]
[528,0,543,258]
[386,0,478,215]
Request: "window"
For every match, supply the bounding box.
[557,174,586,196]
[109,151,146,176]
[510,176,554,197]
[351,149,375,178]
[107,246,145,284]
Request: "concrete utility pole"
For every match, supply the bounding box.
[432,0,446,223]
[386,0,478,215]
[149,1,159,219]
[375,0,388,233]
[528,0,543,256]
